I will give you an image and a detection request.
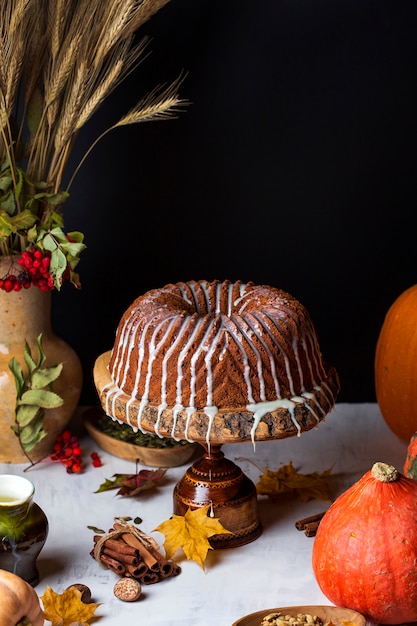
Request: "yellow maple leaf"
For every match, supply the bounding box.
[154,504,234,570]
[41,586,101,626]
[256,460,332,502]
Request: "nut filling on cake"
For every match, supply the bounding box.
[94,280,340,445]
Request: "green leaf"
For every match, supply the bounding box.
[19,389,64,409]
[31,363,63,388]
[23,342,38,375]
[35,333,47,367]
[95,475,128,493]
[50,210,65,228]
[0,207,38,238]
[0,172,13,191]
[42,232,59,252]
[67,230,85,243]
[8,333,64,456]
[15,404,40,427]
[0,210,14,231]
[8,357,24,393]
[19,420,47,450]
[61,240,87,257]
[33,191,69,206]
[13,167,24,201]
[0,192,17,216]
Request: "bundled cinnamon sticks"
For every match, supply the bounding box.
[91,519,181,584]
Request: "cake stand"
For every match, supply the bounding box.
[94,351,340,549]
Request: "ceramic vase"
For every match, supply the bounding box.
[0,474,48,586]
[0,255,83,463]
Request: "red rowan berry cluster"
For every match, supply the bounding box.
[91,451,103,467]
[0,271,31,292]
[50,430,83,473]
[49,430,103,473]
[18,248,55,291]
[0,247,73,292]
[0,248,59,292]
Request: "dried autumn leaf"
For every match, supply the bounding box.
[154,504,234,570]
[256,460,332,502]
[95,468,166,496]
[41,586,101,626]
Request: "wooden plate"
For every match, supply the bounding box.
[82,408,203,467]
[231,605,366,626]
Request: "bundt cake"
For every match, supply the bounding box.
[93,280,340,445]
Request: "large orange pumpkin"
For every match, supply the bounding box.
[375,284,417,442]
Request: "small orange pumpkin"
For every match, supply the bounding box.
[0,568,44,626]
[375,284,417,442]
[312,462,417,624]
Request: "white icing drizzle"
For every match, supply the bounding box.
[204,319,224,406]
[184,407,196,442]
[171,404,183,441]
[247,396,304,446]
[154,402,167,437]
[125,396,139,430]
[189,317,216,408]
[203,405,218,452]
[104,280,337,445]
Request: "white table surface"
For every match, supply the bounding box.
[0,403,408,626]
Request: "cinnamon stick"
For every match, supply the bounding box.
[159,561,175,577]
[113,523,160,571]
[171,563,181,577]
[95,536,138,557]
[94,551,126,575]
[304,521,320,537]
[140,571,160,585]
[102,546,139,566]
[295,511,325,530]
[127,562,148,578]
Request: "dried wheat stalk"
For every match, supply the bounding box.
[0,0,187,198]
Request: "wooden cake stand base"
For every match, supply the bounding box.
[173,445,262,548]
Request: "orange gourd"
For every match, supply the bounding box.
[0,568,44,626]
[404,431,417,478]
[312,462,417,624]
[375,284,417,441]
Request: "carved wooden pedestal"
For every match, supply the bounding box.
[173,445,262,548]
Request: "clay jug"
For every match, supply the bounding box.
[0,474,48,586]
[0,256,83,463]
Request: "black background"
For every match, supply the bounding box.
[51,0,417,406]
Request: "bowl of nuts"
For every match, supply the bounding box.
[231,606,366,626]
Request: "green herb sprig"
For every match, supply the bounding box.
[9,333,63,458]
